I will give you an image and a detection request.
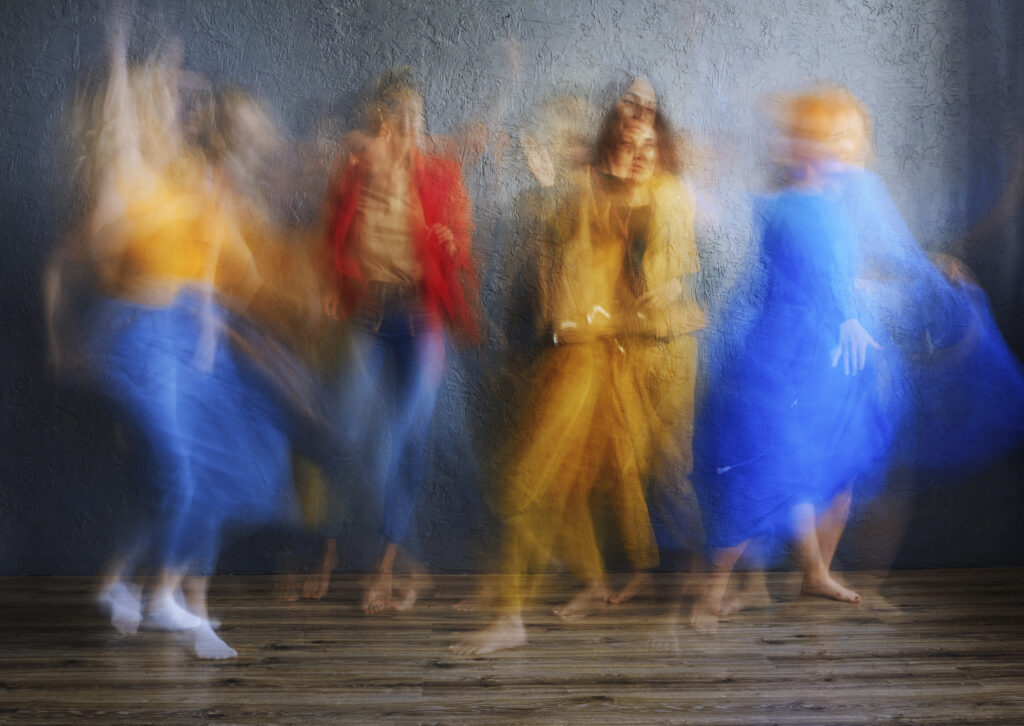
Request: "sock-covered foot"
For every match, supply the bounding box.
[146,594,202,631]
[193,620,237,660]
[98,581,142,635]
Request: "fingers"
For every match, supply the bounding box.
[830,345,841,368]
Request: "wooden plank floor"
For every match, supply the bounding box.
[1,570,1023,725]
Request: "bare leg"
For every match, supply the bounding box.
[303,538,339,600]
[363,542,398,614]
[718,543,771,616]
[608,571,652,605]
[390,549,429,611]
[815,486,852,571]
[794,499,861,603]
[718,569,772,616]
[690,541,748,633]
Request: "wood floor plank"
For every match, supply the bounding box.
[0,571,1022,724]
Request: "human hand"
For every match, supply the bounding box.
[830,318,881,375]
[322,290,341,320]
[521,133,556,188]
[428,223,456,257]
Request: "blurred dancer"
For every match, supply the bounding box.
[822,88,1024,593]
[322,69,476,613]
[55,18,328,657]
[823,87,1024,474]
[455,87,704,655]
[690,93,891,633]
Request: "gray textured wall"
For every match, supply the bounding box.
[1,0,1021,574]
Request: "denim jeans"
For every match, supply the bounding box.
[335,283,445,548]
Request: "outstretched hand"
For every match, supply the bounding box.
[830,318,881,375]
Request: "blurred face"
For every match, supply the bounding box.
[627,125,657,184]
[616,78,657,130]
[394,93,425,151]
[826,108,867,166]
[608,124,658,183]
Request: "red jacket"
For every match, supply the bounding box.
[325,150,477,339]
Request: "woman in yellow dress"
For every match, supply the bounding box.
[456,97,705,654]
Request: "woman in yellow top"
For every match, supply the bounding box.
[456,90,705,654]
[56,21,319,660]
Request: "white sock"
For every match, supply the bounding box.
[146,594,202,631]
[98,581,142,635]
[193,620,236,660]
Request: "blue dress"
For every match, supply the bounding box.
[692,187,894,550]
[87,287,329,573]
[837,167,1024,471]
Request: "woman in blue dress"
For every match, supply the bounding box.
[690,93,892,632]
[53,21,331,658]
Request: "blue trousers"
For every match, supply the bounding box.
[335,286,445,549]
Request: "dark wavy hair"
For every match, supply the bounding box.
[591,105,681,176]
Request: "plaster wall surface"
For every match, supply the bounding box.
[0,0,1020,574]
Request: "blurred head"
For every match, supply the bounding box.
[199,87,279,189]
[595,101,680,180]
[623,124,658,184]
[818,86,872,167]
[780,92,844,171]
[361,68,424,169]
[616,77,658,131]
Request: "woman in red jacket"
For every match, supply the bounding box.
[322,69,476,612]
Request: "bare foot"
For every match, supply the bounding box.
[689,600,720,634]
[389,571,430,612]
[801,573,861,603]
[718,573,772,616]
[554,581,609,622]
[608,572,651,605]
[274,574,301,603]
[303,541,340,600]
[451,613,527,656]
[362,572,393,614]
